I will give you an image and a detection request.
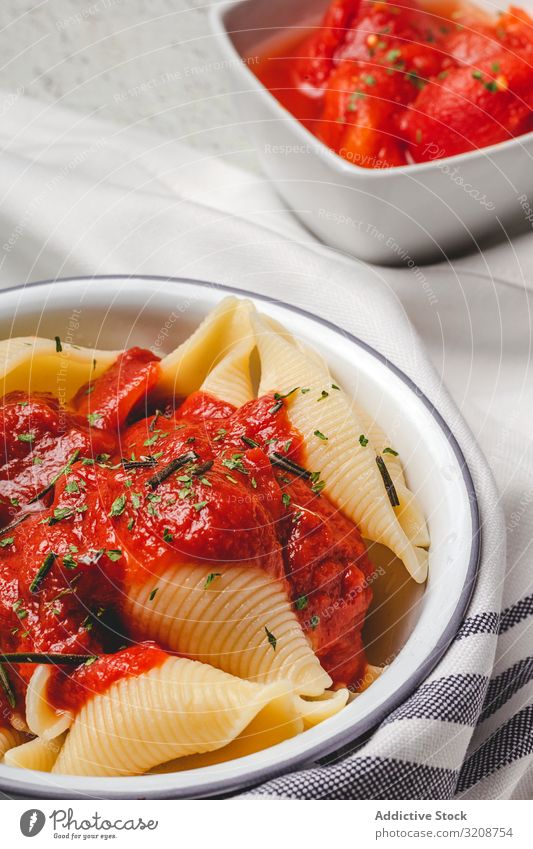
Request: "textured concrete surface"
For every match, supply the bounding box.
[0,0,257,168]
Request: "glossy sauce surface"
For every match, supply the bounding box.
[0,349,373,718]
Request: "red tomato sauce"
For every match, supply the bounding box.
[46,643,169,714]
[0,348,373,720]
[253,0,533,166]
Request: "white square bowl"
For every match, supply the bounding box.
[211,0,533,264]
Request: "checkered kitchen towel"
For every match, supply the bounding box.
[0,93,531,799]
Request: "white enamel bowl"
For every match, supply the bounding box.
[0,276,480,799]
[211,0,533,265]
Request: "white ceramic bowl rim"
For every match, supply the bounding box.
[0,275,481,799]
[211,0,533,177]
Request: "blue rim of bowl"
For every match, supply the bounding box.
[0,274,481,799]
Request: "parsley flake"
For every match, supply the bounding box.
[109,494,127,517]
[265,626,277,651]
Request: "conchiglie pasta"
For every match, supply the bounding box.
[0,337,119,400]
[53,657,298,777]
[4,733,66,772]
[26,665,73,740]
[125,564,331,697]
[252,312,428,583]
[353,408,429,548]
[0,727,28,759]
[158,296,255,398]
[200,334,255,408]
[152,687,304,772]
[295,689,350,730]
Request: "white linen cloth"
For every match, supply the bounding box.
[0,93,531,799]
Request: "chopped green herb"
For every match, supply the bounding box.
[317,390,329,402]
[222,454,247,474]
[294,595,308,610]
[109,494,127,518]
[331,384,340,391]
[301,388,310,394]
[0,663,16,709]
[86,412,102,426]
[143,433,161,447]
[273,387,299,401]
[149,587,159,601]
[65,480,80,494]
[265,626,277,651]
[106,549,122,562]
[214,428,227,442]
[250,477,258,489]
[309,614,320,630]
[55,336,63,353]
[163,528,173,543]
[376,456,400,507]
[241,435,259,449]
[383,447,399,457]
[17,433,35,443]
[193,500,208,512]
[146,451,198,490]
[204,572,222,589]
[13,600,28,619]
[42,506,75,526]
[0,536,14,548]
[62,553,78,570]
[30,551,57,593]
[359,434,369,447]
[282,492,291,507]
[314,429,328,441]
[386,48,402,63]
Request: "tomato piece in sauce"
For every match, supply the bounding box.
[254,0,533,167]
[73,348,161,432]
[46,643,168,713]
[295,0,361,90]
[401,49,533,160]
[0,392,113,525]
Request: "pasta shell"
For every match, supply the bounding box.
[0,726,28,759]
[26,665,73,740]
[125,564,331,697]
[253,313,428,583]
[158,297,255,398]
[53,657,297,777]
[152,688,304,771]
[200,335,255,408]
[3,733,66,772]
[294,689,350,729]
[354,410,429,548]
[0,337,119,400]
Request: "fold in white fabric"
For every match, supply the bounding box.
[0,93,531,799]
